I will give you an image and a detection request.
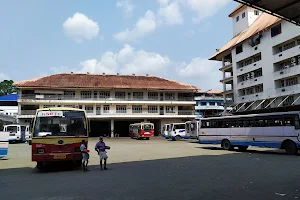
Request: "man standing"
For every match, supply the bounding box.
[80,140,89,171]
[95,136,109,170]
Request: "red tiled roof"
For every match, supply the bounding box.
[228,4,245,17]
[206,89,222,94]
[210,13,281,61]
[13,73,199,91]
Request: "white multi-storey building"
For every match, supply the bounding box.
[210,4,300,114]
[14,73,198,137]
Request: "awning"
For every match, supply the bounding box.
[234,0,300,26]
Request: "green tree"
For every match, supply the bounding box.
[0,80,18,96]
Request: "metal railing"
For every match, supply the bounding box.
[20,95,194,102]
[21,110,36,115]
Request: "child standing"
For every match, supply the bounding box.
[80,140,89,171]
[95,136,110,170]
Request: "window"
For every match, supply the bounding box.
[99,91,110,99]
[115,92,126,99]
[85,105,93,113]
[255,85,263,93]
[103,105,110,113]
[236,44,243,54]
[148,106,158,113]
[132,105,142,113]
[133,92,143,100]
[43,105,56,108]
[64,91,75,99]
[271,24,282,37]
[201,102,207,106]
[236,16,239,22]
[148,92,158,100]
[242,12,245,18]
[286,77,298,86]
[166,106,175,113]
[94,91,98,99]
[64,105,76,108]
[254,10,259,15]
[81,91,92,99]
[165,92,175,100]
[209,102,215,106]
[174,124,185,129]
[116,105,126,113]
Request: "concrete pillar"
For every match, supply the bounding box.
[111,119,114,137]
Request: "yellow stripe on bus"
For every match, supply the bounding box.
[32,137,88,144]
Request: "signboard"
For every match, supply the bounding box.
[37,111,63,117]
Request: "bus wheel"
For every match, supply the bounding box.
[175,136,181,141]
[36,162,44,170]
[222,140,233,151]
[238,146,248,151]
[284,141,298,155]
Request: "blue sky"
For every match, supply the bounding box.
[0,0,238,91]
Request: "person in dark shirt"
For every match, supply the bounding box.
[95,136,110,170]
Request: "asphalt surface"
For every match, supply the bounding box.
[0,137,300,200]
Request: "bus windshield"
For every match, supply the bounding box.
[34,110,87,137]
[143,124,153,131]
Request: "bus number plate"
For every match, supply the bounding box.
[53,154,66,159]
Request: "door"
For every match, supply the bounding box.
[96,106,101,115]
[160,106,164,115]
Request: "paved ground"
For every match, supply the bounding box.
[0,137,300,200]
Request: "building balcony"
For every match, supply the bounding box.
[237,92,264,103]
[275,85,300,96]
[220,76,233,83]
[236,61,261,76]
[222,90,233,95]
[18,109,196,119]
[194,96,224,101]
[21,110,36,115]
[195,105,225,110]
[273,66,300,80]
[235,46,261,63]
[237,76,263,89]
[219,63,233,71]
[18,95,196,105]
[274,45,300,63]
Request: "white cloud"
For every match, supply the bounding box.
[51,44,171,76]
[178,58,222,89]
[63,12,100,43]
[114,10,156,42]
[184,0,230,23]
[158,1,183,25]
[116,0,135,16]
[157,0,170,6]
[0,73,10,81]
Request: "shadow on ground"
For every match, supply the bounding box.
[1,151,300,200]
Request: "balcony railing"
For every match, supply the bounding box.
[19,95,194,102]
[19,109,196,116]
[20,110,36,115]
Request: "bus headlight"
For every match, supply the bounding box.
[37,148,45,154]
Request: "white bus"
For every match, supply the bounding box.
[162,124,170,138]
[186,120,200,139]
[198,111,300,155]
[3,124,27,143]
[0,131,9,158]
[168,123,188,141]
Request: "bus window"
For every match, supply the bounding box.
[283,116,295,126]
[7,126,17,133]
